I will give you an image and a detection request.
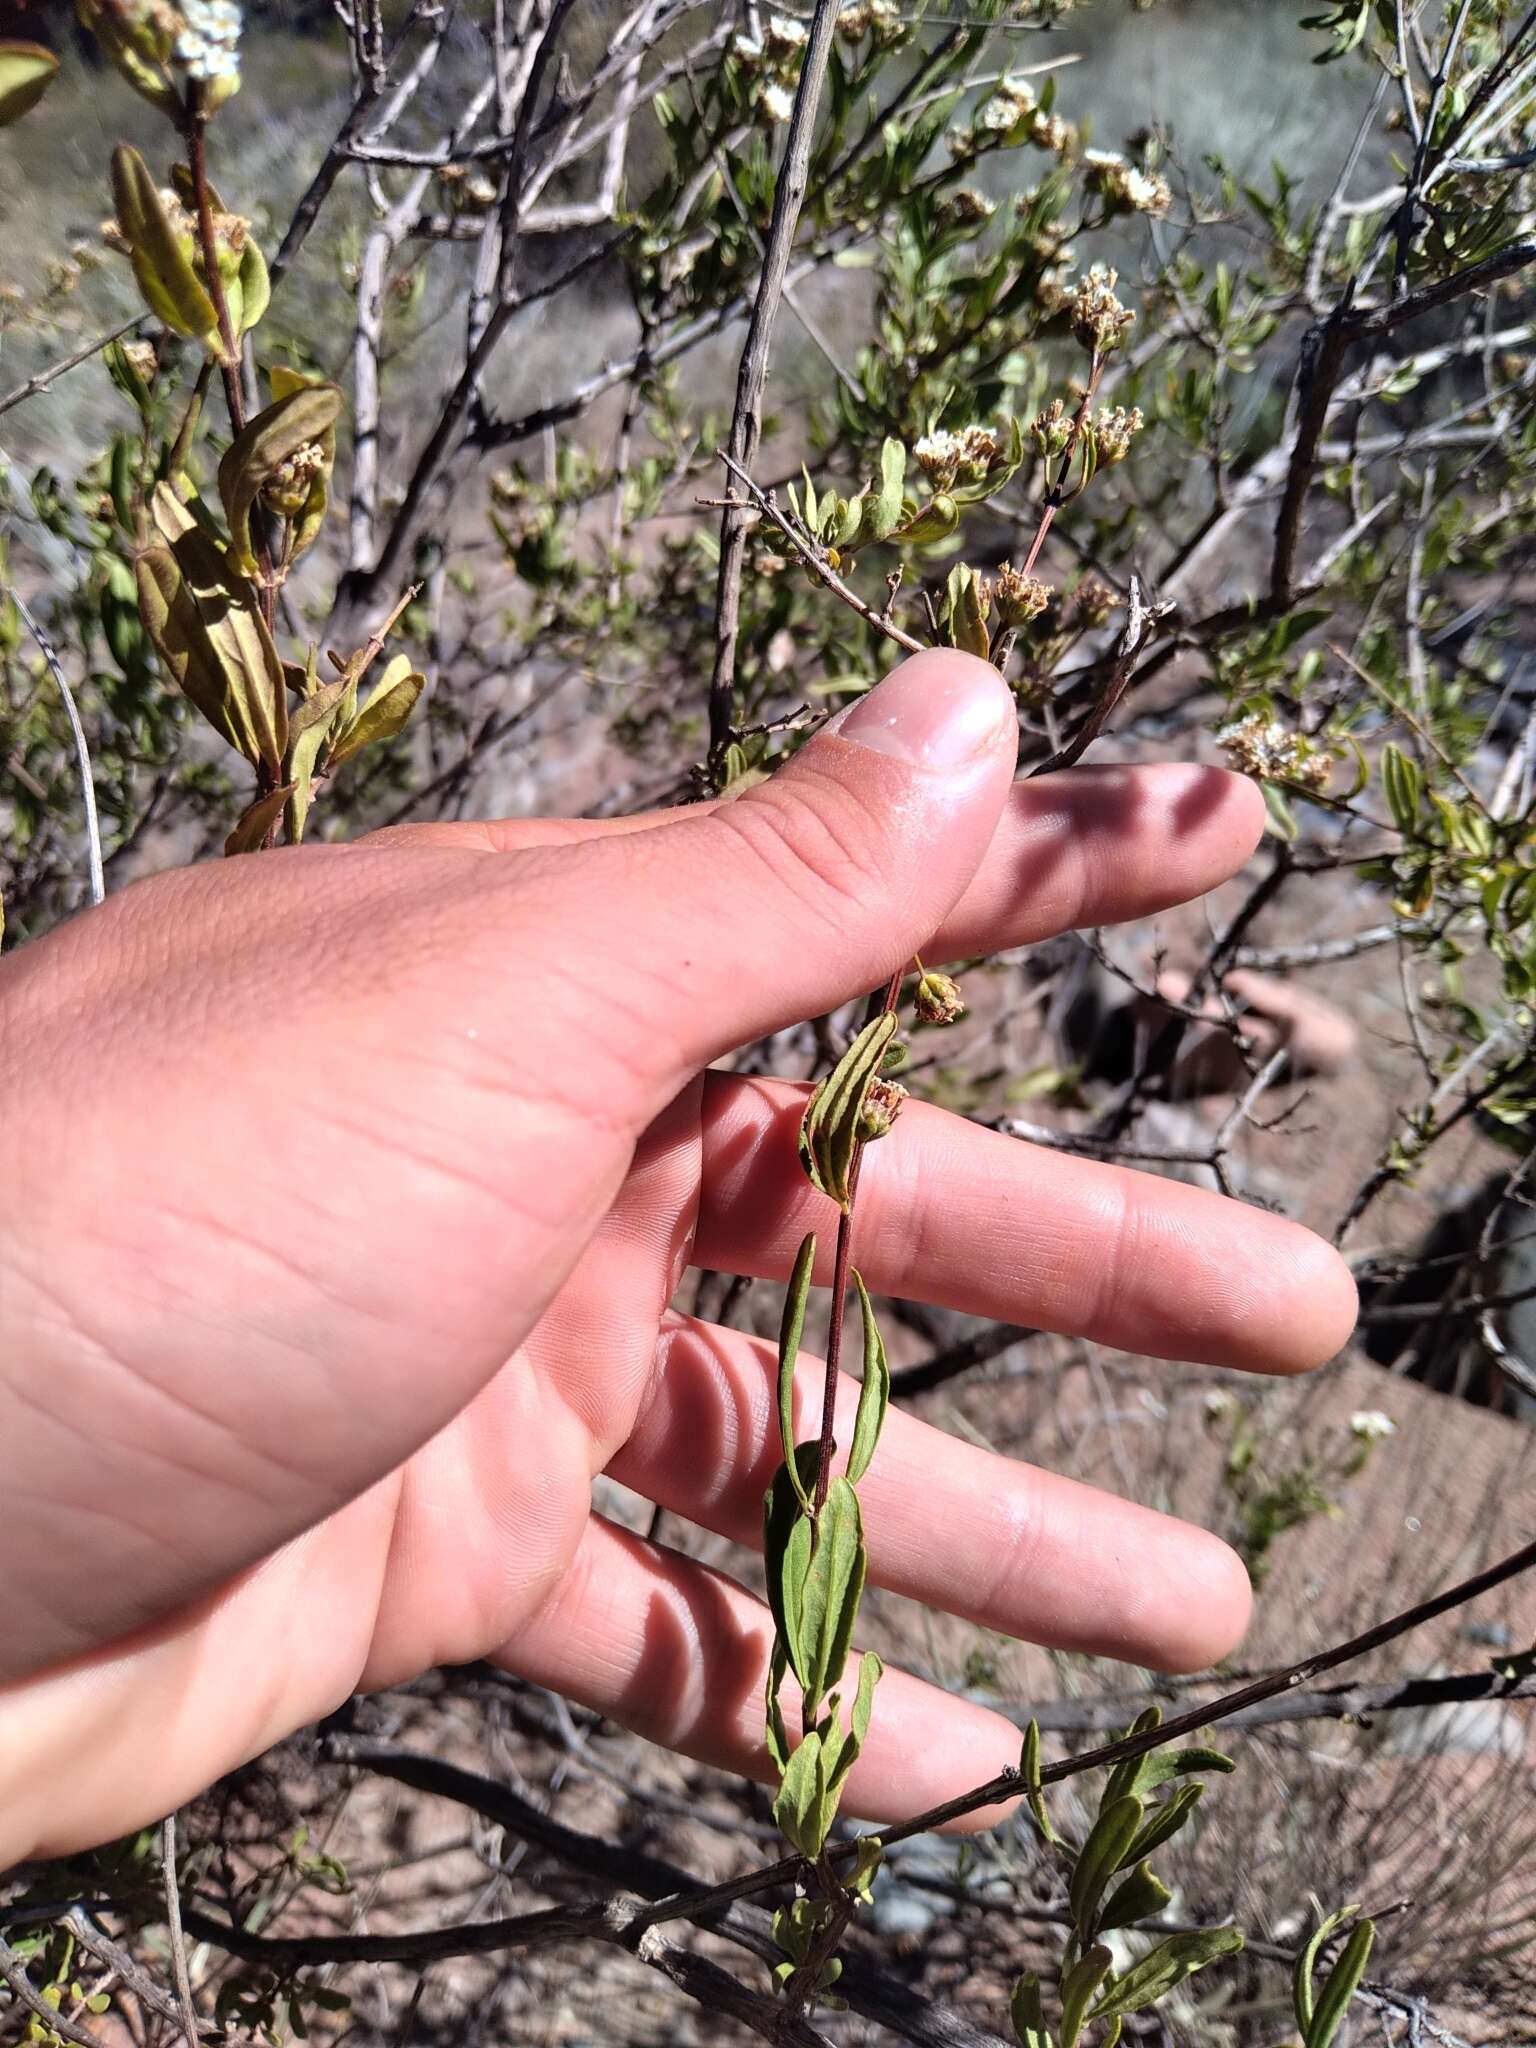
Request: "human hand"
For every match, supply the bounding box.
[0,651,1356,1866]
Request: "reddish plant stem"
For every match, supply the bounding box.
[1020,352,1105,577]
[810,966,905,1517]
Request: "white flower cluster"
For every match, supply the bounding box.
[971,75,1076,156]
[1349,1409,1397,1442]
[759,80,795,123]
[978,75,1036,131]
[174,0,241,81]
[837,0,900,35]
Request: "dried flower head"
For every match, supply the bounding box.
[995,562,1053,626]
[913,429,963,490]
[174,0,241,81]
[1066,264,1134,355]
[914,970,966,1026]
[1031,108,1079,154]
[1219,713,1333,792]
[1071,576,1118,628]
[914,423,1002,490]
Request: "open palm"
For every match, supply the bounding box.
[0,654,1355,1867]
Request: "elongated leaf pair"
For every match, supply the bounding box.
[1294,1906,1375,2048]
[110,147,266,363]
[771,1651,881,1860]
[798,1011,897,1210]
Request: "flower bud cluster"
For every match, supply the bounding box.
[995,562,1052,626]
[1066,264,1135,355]
[836,0,902,40]
[1082,149,1171,217]
[857,1075,907,1142]
[1091,403,1144,466]
[1071,576,1118,628]
[913,971,966,1026]
[913,423,1001,491]
[261,440,327,517]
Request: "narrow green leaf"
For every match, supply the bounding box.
[1382,742,1421,832]
[1088,1927,1244,2022]
[763,1450,818,1689]
[1059,1945,1112,2048]
[845,1270,889,1484]
[237,235,270,335]
[1069,1795,1142,1935]
[1294,1905,1363,2037]
[1020,1719,1058,1845]
[799,1476,865,1716]
[798,1011,897,1210]
[943,562,991,658]
[1009,1970,1052,2048]
[134,548,248,758]
[861,436,906,542]
[764,1643,791,1774]
[774,1727,830,1859]
[849,1650,881,1751]
[1133,1744,1236,1792]
[777,1232,818,1507]
[1103,1707,1163,1808]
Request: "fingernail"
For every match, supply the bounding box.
[828,649,1011,769]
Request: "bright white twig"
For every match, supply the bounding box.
[11,589,104,908]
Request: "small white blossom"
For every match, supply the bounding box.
[765,13,809,53]
[1083,148,1171,216]
[759,80,795,124]
[1350,1410,1397,1442]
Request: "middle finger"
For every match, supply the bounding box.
[695,1078,1357,1376]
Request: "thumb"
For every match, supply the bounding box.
[567,648,1018,1083]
